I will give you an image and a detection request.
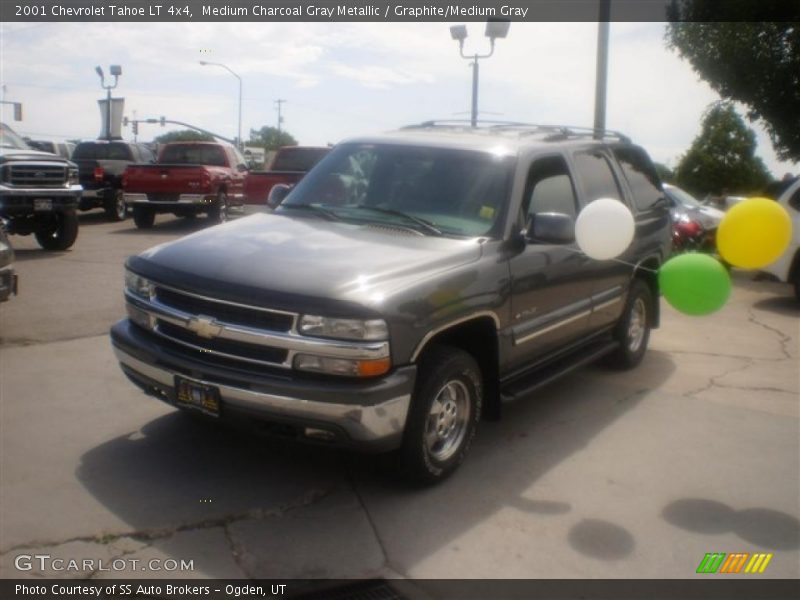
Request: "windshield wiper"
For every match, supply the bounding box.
[280,203,342,221]
[351,205,443,236]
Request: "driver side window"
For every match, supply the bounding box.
[524,156,578,220]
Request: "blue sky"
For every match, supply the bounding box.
[1,21,797,177]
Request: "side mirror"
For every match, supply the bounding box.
[267,183,292,208]
[526,212,575,244]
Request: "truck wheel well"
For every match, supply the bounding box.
[634,258,660,327]
[416,318,500,421]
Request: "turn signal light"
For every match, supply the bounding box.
[94,166,105,182]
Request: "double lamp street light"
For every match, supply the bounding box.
[449,20,510,127]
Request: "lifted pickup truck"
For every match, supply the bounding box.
[1,122,81,251]
[123,142,248,228]
[112,122,671,483]
[73,140,156,221]
[243,145,329,213]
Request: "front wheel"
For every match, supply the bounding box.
[35,210,79,251]
[398,346,482,484]
[603,279,652,369]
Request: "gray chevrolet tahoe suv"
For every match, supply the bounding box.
[111,122,671,483]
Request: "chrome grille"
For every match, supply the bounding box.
[156,287,293,332]
[8,164,67,187]
[157,321,289,365]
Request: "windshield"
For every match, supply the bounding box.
[159,144,227,166]
[0,124,31,150]
[665,185,702,208]
[72,142,133,160]
[278,143,514,237]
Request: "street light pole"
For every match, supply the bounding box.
[450,21,509,128]
[593,0,611,138]
[95,65,122,140]
[199,61,242,149]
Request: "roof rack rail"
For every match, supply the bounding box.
[400,120,631,143]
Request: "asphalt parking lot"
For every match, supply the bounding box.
[0,211,798,587]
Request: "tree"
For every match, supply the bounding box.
[154,129,214,144]
[654,162,675,183]
[674,103,772,197]
[666,2,800,161]
[248,126,298,152]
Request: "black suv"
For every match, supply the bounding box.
[72,140,156,221]
[111,122,671,483]
[1,123,81,251]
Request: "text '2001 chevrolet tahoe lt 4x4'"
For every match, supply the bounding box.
[111,122,671,483]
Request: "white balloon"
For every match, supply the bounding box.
[574,198,635,260]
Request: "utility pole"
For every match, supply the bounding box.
[275,99,286,133]
[593,0,611,138]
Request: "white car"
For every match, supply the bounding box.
[762,178,800,301]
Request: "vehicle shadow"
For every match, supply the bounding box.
[752,296,799,317]
[110,216,212,236]
[12,248,70,262]
[77,211,116,226]
[76,350,676,578]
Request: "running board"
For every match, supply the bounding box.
[500,339,620,403]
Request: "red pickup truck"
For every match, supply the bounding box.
[123,142,248,229]
[242,146,329,213]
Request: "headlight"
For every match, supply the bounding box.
[294,354,391,378]
[67,167,79,186]
[125,270,153,298]
[298,315,388,341]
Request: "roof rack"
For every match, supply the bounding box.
[400,119,631,143]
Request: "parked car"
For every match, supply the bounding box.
[111,121,671,483]
[72,140,155,221]
[122,142,248,228]
[663,183,724,252]
[26,139,75,159]
[0,122,81,251]
[0,220,17,302]
[243,146,329,213]
[761,177,800,301]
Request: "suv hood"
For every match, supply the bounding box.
[129,213,483,312]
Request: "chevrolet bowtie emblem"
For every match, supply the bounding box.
[187,315,223,339]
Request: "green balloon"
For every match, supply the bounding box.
[658,253,731,316]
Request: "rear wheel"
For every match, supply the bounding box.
[104,190,127,221]
[603,279,652,369]
[207,190,228,223]
[398,345,482,484]
[35,210,79,251]
[132,206,155,229]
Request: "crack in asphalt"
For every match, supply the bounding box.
[747,308,794,361]
[0,486,336,558]
[682,359,753,400]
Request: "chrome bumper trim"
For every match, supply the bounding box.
[113,345,410,443]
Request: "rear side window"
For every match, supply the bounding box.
[272,148,330,171]
[137,145,155,162]
[613,147,663,211]
[572,152,623,203]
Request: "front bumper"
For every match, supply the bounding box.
[124,193,215,205]
[0,265,17,302]
[110,319,415,451]
[0,185,81,213]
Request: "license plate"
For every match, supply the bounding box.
[175,377,220,417]
[34,199,53,211]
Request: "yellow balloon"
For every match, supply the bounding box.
[717,197,792,269]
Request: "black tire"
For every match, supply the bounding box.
[207,190,228,223]
[132,206,156,229]
[34,210,79,251]
[398,345,482,484]
[603,278,652,369]
[104,190,127,222]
